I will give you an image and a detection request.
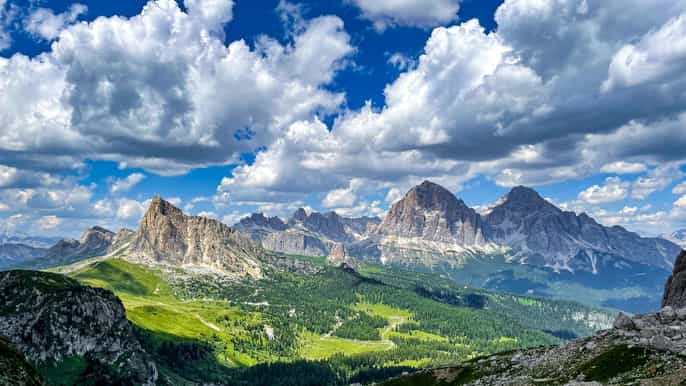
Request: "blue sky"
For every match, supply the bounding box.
[0,0,685,238]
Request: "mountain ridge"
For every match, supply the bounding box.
[234,181,679,275]
[122,196,264,278]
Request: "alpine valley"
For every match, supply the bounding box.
[0,182,683,385]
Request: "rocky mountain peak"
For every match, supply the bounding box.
[79,226,115,246]
[663,250,686,309]
[485,186,680,272]
[292,208,309,221]
[128,197,263,277]
[374,180,485,245]
[288,209,349,242]
[494,186,552,214]
[405,180,467,211]
[237,213,287,231]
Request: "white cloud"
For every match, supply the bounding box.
[116,198,149,220]
[578,176,629,204]
[351,0,460,30]
[93,199,114,216]
[387,52,416,71]
[23,3,87,41]
[673,181,686,195]
[37,215,61,230]
[0,0,352,175]
[600,161,647,174]
[323,187,356,208]
[603,14,686,91]
[385,187,403,204]
[675,195,686,208]
[0,0,13,51]
[631,163,683,200]
[110,173,146,194]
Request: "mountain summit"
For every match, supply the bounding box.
[485,186,678,272]
[126,196,263,277]
[373,181,486,246]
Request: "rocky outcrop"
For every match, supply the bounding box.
[0,337,43,386]
[0,270,157,385]
[663,250,686,309]
[328,242,347,265]
[373,181,486,246]
[125,196,263,277]
[484,186,679,272]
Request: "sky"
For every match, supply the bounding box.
[0,0,685,238]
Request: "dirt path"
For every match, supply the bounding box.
[380,315,406,349]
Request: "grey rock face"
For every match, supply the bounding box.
[261,231,330,257]
[0,337,43,386]
[373,181,486,246]
[0,270,157,385]
[613,313,635,330]
[236,208,380,259]
[663,250,686,309]
[484,186,680,272]
[328,242,347,266]
[126,196,263,277]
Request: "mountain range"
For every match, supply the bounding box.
[0,181,681,312]
[237,181,679,274]
[232,181,680,312]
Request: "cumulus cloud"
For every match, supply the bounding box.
[116,198,150,220]
[675,195,686,208]
[37,215,61,230]
[110,173,146,194]
[387,52,417,71]
[0,0,352,176]
[0,0,12,50]
[603,14,686,91]
[4,0,686,233]
[23,3,87,40]
[351,0,460,30]
[578,177,629,204]
[323,186,357,208]
[219,0,686,212]
[673,181,686,195]
[631,164,683,200]
[600,161,647,174]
